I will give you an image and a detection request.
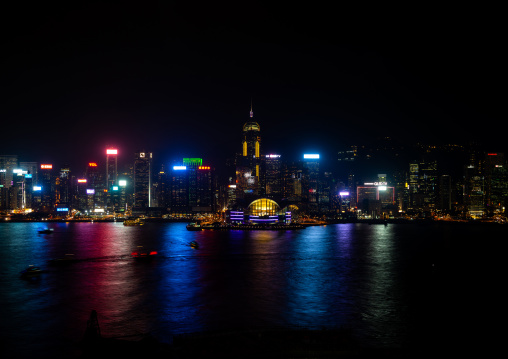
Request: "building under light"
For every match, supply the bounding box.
[357,182,395,219]
[133,151,152,209]
[236,103,263,203]
[226,198,290,224]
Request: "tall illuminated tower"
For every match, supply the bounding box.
[236,103,263,202]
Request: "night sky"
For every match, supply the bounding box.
[1,2,504,173]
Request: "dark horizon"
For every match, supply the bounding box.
[1,3,505,172]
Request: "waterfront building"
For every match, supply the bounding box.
[357,181,395,219]
[226,197,289,224]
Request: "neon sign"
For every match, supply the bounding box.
[173,166,187,170]
[41,164,52,169]
[198,166,211,170]
[77,179,87,183]
[106,149,118,155]
[89,162,97,167]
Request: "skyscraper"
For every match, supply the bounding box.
[133,151,152,209]
[303,154,320,212]
[236,104,263,204]
[265,154,283,202]
[106,148,118,189]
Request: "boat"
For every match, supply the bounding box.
[186,223,202,231]
[38,228,54,234]
[190,241,199,249]
[123,218,144,226]
[48,253,78,265]
[131,246,158,260]
[20,265,42,277]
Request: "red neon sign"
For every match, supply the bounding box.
[40,164,52,169]
[89,162,97,167]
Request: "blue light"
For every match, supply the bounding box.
[173,166,187,170]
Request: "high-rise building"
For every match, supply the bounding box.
[87,162,105,212]
[133,151,152,209]
[265,154,283,202]
[0,155,18,189]
[236,104,263,203]
[170,164,189,214]
[302,154,320,213]
[196,164,213,212]
[39,163,54,213]
[106,148,118,189]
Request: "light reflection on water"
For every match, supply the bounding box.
[2,221,503,357]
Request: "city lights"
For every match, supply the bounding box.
[106,149,118,155]
[173,166,187,170]
[40,164,52,169]
[303,154,320,159]
[88,162,97,167]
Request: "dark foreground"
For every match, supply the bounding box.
[77,310,402,358]
[80,328,403,359]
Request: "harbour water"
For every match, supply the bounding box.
[0,221,505,357]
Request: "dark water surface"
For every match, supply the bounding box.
[0,222,504,357]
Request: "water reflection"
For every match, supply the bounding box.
[284,225,353,329]
[156,224,203,335]
[349,224,407,348]
[4,221,488,357]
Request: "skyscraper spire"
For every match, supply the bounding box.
[250,98,253,118]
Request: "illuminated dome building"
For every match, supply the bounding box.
[228,198,293,224]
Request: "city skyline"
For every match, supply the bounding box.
[1,3,505,170]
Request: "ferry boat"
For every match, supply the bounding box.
[38,228,54,234]
[20,265,42,277]
[123,218,144,226]
[48,254,78,265]
[131,246,158,259]
[186,223,202,231]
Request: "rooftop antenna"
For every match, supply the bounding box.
[250,98,254,118]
